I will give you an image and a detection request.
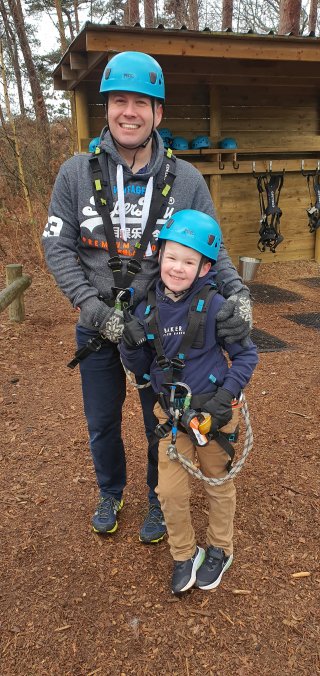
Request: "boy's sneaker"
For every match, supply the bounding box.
[171,546,205,595]
[139,504,166,544]
[92,496,123,534]
[195,546,233,590]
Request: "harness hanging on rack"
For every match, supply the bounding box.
[302,167,320,233]
[253,169,285,253]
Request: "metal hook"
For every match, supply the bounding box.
[301,160,305,172]
[252,161,256,174]
[233,153,239,170]
[218,154,224,170]
[268,161,272,173]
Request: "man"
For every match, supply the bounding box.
[43,51,252,544]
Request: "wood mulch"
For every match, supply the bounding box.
[0,259,319,675]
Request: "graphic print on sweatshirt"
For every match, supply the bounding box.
[44,192,175,258]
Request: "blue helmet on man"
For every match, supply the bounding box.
[100,51,165,101]
[158,209,221,262]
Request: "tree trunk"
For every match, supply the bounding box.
[128,0,140,24]
[7,0,49,128]
[189,0,199,29]
[222,0,233,30]
[54,0,68,53]
[0,0,26,115]
[144,0,154,27]
[73,0,80,33]
[308,0,318,32]
[278,0,302,35]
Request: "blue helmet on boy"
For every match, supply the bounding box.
[158,209,221,262]
[100,51,165,101]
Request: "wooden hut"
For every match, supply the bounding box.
[53,23,320,264]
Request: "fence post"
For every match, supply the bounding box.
[6,264,26,322]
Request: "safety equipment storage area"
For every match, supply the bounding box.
[53,23,320,265]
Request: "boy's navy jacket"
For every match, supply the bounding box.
[119,270,258,399]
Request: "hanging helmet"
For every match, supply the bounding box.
[171,136,189,151]
[88,136,100,153]
[158,128,173,140]
[190,135,212,149]
[100,51,165,101]
[158,209,221,262]
[218,137,237,149]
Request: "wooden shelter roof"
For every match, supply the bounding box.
[53,22,320,92]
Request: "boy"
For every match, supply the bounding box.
[119,209,258,594]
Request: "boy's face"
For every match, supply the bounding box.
[160,241,211,294]
[107,92,163,149]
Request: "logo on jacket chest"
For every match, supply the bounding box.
[163,325,185,337]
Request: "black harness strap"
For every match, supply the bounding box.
[89,147,177,293]
[254,170,285,253]
[305,171,320,233]
[145,283,218,383]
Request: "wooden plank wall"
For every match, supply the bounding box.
[82,77,317,262]
[219,85,318,262]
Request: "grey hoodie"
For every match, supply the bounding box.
[43,130,245,331]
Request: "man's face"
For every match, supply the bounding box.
[107,92,163,148]
[160,241,211,294]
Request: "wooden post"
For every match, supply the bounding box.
[74,84,90,153]
[4,264,29,321]
[210,86,222,220]
[315,228,320,263]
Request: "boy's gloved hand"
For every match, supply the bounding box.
[216,290,253,348]
[122,310,147,348]
[180,408,206,446]
[203,387,233,432]
[101,308,124,343]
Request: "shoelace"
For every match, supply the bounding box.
[145,507,163,526]
[206,548,224,568]
[97,497,118,517]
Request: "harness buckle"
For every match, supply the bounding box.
[156,355,172,370]
[126,259,142,276]
[108,256,123,273]
[170,357,185,371]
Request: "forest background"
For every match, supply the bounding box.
[0,0,319,266]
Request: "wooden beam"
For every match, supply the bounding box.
[61,65,74,80]
[75,84,90,152]
[85,30,320,64]
[70,52,88,70]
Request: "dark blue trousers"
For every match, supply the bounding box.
[76,326,159,504]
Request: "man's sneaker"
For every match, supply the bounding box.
[195,546,233,590]
[92,496,123,534]
[171,546,205,595]
[139,504,167,544]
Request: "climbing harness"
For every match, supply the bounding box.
[166,390,253,486]
[122,283,253,484]
[89,146,176,295]
[253,166,285,253]
[67,147,176,369]
[301,163,320,233]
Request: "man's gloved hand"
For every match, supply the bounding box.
[203,387,233,432]
[101,308,124,343]
[122,310,147,349]
[216,290,253,347]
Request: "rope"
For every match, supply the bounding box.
[166,394,253,486]
[120,358,151,389]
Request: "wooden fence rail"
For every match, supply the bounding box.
[0,264,32,322]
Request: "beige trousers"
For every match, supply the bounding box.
[155,402,237,562]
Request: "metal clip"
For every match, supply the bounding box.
[233,153,239,170]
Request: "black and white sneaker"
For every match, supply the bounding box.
[171,546,205,595]
[195,546,233,590]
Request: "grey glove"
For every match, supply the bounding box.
[101,308,124,343]
[216,290,253,347]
